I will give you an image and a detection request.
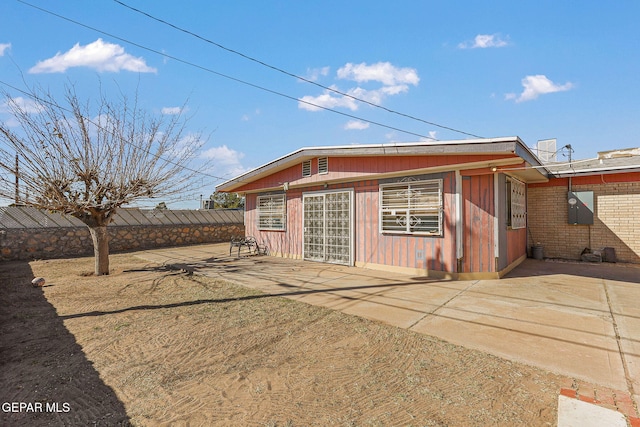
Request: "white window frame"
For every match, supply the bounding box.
[379,178,443,235]
[257,194,286,230]
[302,160,311,177]
[506,176,526,229]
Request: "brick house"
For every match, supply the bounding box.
[217,137,549,279]
[527,148,640,263]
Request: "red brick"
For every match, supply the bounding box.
[578,395,598,404]
[615,394,637,417]
[560,388,577,399]
[595,388,617,407]
[629,416,640,427]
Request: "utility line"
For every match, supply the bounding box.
[15,0,438,141]
[0,78,227,186]
[112,0,482,139]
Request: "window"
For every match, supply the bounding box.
[302,160,311,177]
[318,157,329,174]
[257,194,286,230]
[506,177,526,229]
[380,179,443,235]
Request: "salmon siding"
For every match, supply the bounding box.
[218,138,546,277]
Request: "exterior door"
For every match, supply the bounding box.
[303,190,353,265]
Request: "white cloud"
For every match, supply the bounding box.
[458,34,509,49]
[201,144,248,177]
[304,66,330,82]
[298,62,419,112]
[421,131,437,141]
[241,109,261,121]
[0,96,44,114]
[161,106,184,115]
[0,43,11,56]
[298,86,359,112]
[506,75,574,102]
[29,38,157,74]
[344,120,370,130]
[337,62,419,86]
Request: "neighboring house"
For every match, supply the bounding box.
[528,148,640,264]
[216,137,548,279]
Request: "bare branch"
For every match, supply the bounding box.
[0,83,212,275]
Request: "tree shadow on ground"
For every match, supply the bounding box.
[0,261,131,426]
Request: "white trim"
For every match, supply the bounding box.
[508,177,526,229]
[378,179,443,236]
[302,160,311,177]
[256,194,286,231]
[318,157,329,174]
[216,137,547,192]
[301,188,354,266]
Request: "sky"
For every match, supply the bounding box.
[1,0,639,208]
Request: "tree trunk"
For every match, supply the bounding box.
[88,225,110,276]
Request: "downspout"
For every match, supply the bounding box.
[494,172,500,272]
[455,170,463,272]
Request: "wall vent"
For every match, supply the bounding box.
[318,157,329,174]
[302,160,311,177]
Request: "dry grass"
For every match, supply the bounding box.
[0,253,568,426]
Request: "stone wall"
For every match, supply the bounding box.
[0,223,244,261]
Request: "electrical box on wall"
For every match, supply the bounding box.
[568,191,594,225]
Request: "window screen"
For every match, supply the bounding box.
[380,179,443,235]
[257,194,286,230]
[506,177,526,229]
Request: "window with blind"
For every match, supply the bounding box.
[379,179,443,235]
[257,194,286,230]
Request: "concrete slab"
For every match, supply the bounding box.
[557,395,627,427]
[410,276,627,390]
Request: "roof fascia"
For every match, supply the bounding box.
[216,137,541,192]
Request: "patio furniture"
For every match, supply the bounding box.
[229,236,266,256]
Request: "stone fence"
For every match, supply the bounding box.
[0,207,244,261]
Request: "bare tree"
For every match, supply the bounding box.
[0,84,209,275]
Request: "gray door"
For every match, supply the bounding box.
[303,190,353,265]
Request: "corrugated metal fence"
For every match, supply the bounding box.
[0,207,244,229]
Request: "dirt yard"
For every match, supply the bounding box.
[0,253,573,426]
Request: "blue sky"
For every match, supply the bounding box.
[1,0,639,208]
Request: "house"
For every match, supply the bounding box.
[527,148,640,263]
[216,137,549,279]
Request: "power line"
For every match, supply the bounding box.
[111,0,483,139]
[15,0,440,141]
[0,79,226,184]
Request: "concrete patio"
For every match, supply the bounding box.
[136,243,640,423]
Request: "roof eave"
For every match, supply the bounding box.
[216,137,546,192]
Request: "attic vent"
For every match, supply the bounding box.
[302,160,311,177]
[318,157,329,174]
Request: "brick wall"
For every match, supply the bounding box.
[528,179,640,263]
[0,223,244,261]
